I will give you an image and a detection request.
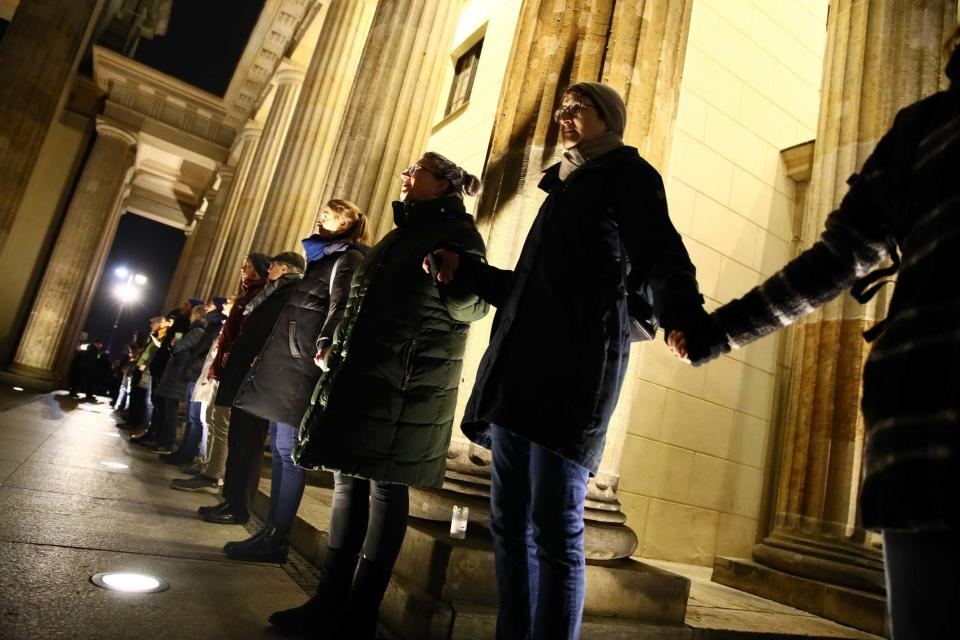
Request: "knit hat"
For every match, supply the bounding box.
[270,251,306,272]
[248,252,271,278]
[212,296,227,312]
[188,297,204,308]
[567,82,627,137]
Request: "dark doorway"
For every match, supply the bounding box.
[83,214,185,358]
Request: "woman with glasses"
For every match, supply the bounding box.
[269,152,489,639]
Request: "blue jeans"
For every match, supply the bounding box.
[489,424,590,640]
[883,530,960,639]
[177,382,204,460]
[268,421,306,531]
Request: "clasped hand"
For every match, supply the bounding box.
[421,249,459,283]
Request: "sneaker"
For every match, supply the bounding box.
[179,462,202,475]
[149,444,174,455]
[171,475,221,494]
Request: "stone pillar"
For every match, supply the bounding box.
[0,0,104,254]
[173,167,235,303]
[8,120,136,380]
[712,2,956,636]
[410,0,694,562]
[316,0,464,239]
[251,0,377,256]
[210,63,303,294]
[195,124,262,299]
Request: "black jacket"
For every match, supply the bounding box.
[155,320,207,399]
[460,146,703,473]
[183,314,224,384]
[215,275,301,407]
[293,196,489,487]
[233,242,366,426]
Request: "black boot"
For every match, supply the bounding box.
[197,501,231,517]
[324,557,393,640]
[268,547,359,635]
[223,521,272,553]
[225,525,289,563]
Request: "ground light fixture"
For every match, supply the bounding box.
[100,461,129,469]
[90,572,169,594]
[12,386,24,391]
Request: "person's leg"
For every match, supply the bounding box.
[202,402,230,480]
[271,421,306,532]
[155,397,179,450]
[489,424,536,640]
[528,442,590,640]
[267,421,282,524]
[198,401,209,460]
[210,408,264,520]
[269,472,369,633]
[883,529,960,640]
[176,383,203,460]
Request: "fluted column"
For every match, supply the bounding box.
[211,63,303,293]
[317,0,464,239]
[195,124,262,298]
[252,0,377,255]
[9,120,136,379]
[163,179,220,310]
[0,0,103,254]
[411,0,694,561]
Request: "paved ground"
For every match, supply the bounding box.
[0,392,310,640]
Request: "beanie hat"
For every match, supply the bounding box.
[212,297,227,312]
[188,297,204,308]
[248,252,271,278]
[270,251,306,273]
[567,82,627,137]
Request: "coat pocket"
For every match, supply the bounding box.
[400,339,418,391]
[288,321,302,358]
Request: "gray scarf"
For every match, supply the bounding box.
[243,272,302,316]
[558,131,625,181]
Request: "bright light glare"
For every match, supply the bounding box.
[114,266,130,279]
[100,461,129,469]
[12,387,24,392]
[133,274,148,286]
[114,283,140,304]
[102,432,121,438]
[93,572,165,593]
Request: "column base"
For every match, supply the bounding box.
[0,367,61,391]
[712,556,888,637]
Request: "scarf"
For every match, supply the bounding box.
[302,235,330,264]
[558,131,625,181]
[243,273,302,317]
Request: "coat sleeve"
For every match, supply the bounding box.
[317,249,364,349]
[437,224,492,322]
[171,325,205,355]
[613,162,703,326]
[712,111,905,348]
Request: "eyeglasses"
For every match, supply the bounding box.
[401,164,444,179]
[552,101,597,123]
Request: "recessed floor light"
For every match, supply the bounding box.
[12,387,24,392]
[91,572,168,594]
[100,461,129,469]
[102,432,121,438]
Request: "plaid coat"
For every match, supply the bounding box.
[712,83,960,533]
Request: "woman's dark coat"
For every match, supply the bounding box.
[460,146,703,473]
[215,275,301,408]
[233,242,366,426]
[293,196,489,488]
[183,314,225,384]
[155,320,208,399]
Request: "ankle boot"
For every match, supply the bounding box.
[329,557,393,640]
[223,521,272,553]
[268,547,359,635]
[225,525,289,563]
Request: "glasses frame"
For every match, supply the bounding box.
[552,101,598,123]
[402,163,445,180]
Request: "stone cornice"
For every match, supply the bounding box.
[93,45,235,147]
[273,59,306,86]
[781,140,815,184]
[222,0,319,128]
[95,117,138,146]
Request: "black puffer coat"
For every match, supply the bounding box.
[155,320,208,399]
[293,196,489,488]
[183,313,225,384]
[460,146,703,473]
[233,242,366,426]
[215,275,301,408]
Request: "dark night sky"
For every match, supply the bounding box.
[83,214,186,356]
[133,0,265,96]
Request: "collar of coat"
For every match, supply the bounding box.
[391,194,471,228]
[539,145,644,193]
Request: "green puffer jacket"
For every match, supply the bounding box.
[293,195,489,487]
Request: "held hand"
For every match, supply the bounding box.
[314,347,329,371]
[667,330,690,363]
[422,249,460,284]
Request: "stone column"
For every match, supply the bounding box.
[195,124,262,299]
[210,62,304,294]
[712,2,956,635]
[251,0,377,256]
[0,0,104,254]
[9,119,136,380]
[410,0,694,561]
[316,0,464,239]
[174,167,235,302]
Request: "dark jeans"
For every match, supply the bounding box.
[154,395,180,447]
[489,424,590,640]
[883,529,960,639]
[267,421,306,531]
[222,407,269,517]
[177,382,203,460]
[329,472,408,567]
[127,372,152,427]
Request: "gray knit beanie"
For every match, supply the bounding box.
[567,82,627,137]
